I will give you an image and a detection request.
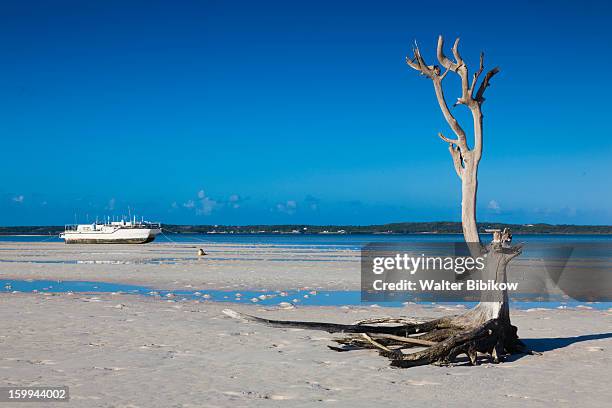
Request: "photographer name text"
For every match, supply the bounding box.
[372,279,518,291]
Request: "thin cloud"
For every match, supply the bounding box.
[195,190,217,215]
[229,194,241,209]
[276,200,297,215]
[487,200,501,213]
[183,190,218,215]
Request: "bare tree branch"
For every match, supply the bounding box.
[470,52,485,98]
[408,36,498,180]
[436,36,459,71]
[406,42,438,79]
[448,144,463,178]
[475,67,500,102]
[432,78,468,149]
[439,65,451,80]
[438,132,459,145]
[438,132,467,180]
[406,41,468,149]
[451,38,464,67]
[405,55,419,71]
[442,37,471,106]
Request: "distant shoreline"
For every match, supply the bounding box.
[1,222,611,236]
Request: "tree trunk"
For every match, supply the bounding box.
[453,244,513,327]
[461,163,480,245]
[458,158,514,327]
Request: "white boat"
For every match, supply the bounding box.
[59,218,161,244]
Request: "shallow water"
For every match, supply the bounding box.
[2,234,611,262]
[2,233,612,247]
[0,256,353,265]
[1,279,609,310]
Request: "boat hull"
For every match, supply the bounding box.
[63,236,156,244]
[60,228,160,244]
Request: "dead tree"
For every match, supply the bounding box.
[224,36,535,367]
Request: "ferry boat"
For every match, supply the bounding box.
[59,217,161,244]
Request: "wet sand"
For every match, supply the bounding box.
[0,242,359,291]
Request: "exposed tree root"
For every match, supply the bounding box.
[222,307,538,368]
[222,230,538,368]
[222,308,459,336]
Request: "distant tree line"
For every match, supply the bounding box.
[1,222,611,236]
[161,222,612,234]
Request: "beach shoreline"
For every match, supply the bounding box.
[0,242,360,291]
[1,241,609,307]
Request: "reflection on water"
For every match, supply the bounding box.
[1,279,609,310]
[1,233,611,249]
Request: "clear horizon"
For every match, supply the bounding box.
[1,220,611,228]
[2,0,611,226]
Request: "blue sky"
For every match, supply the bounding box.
[1,0,611,226]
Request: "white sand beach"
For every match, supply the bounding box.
[1,242,611,407]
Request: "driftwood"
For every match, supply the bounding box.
[224,36,538,367]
